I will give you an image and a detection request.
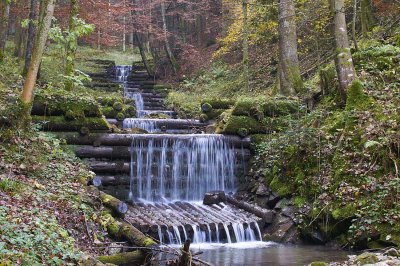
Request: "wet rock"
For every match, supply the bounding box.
[355,252,379,265]
[266,192,281,209]
[309,230,326,244]
[256,183,270,196]
[274,198,290,210]
[282,205,297,220]
[203,191,226,205]
[263,214,300,243]
[383,248,399,257]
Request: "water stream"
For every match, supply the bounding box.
[113,66,349,264]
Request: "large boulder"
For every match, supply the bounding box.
[203,191,226,205]
[264,214,300,243]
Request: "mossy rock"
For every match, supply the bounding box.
[116,113,125,121]
[199,114,209,123]
[206,109,225,120]
[355,252,379,265]
[201,103,213,113]
[269,175,294,197]
[250,134,270,145]
[201,98,235,109]
[310,262,329,266]
[101,107,118,118]
[113,102,124,112]
[124,106,136,117]
[32,116,110,131]
[221,115,266,135]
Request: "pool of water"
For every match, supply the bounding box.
[167,242,350,266]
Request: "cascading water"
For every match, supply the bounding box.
[129,135,237,202]
[114,66,262,245]
[115,65,132,82]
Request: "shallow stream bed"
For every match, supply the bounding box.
[166,242,350,266]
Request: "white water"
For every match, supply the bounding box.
[115,65,132,82]
[115,65,260,246]
[129,135,237,202]
[123,118,157,132]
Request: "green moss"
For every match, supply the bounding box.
[32,116,110,131]
[232,97,300,118]
[293,196,306,207]
[33,91,102,118]
[269,175,293,197]
[124,106,136,117]
[310,262,328,266]
[144,113,170,119]
[206,109,225,120]
[201,98,235,109]
[201,102,213,113]
[345,80,373,111]
[332,204,356,220]
[355,253,379,265]
[113,101,123,111]
[221,115,266,135]
[101,107,117,118]
[116,112,125,121]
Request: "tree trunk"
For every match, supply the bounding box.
[352,0,359,51]
[329,0,357,99]
[242,0,249,91]
[360,0,375,36]
[161,0,178,74]
[24,0,39,76]
[65,0,79,90]
[278,0,303,95]
[21,0,56,105]
[0,1,10,60]
[14,17,23,57]
[135,32,154,77]
[122,0,126,52]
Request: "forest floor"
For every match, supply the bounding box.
[0,45,138,265]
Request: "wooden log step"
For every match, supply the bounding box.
[57,133,251,148]
[73,145,251,160]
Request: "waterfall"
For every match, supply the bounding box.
[223,224,232,244]
[111,66,261,246]
[115,65,132,82]
[123,118,157,132]
[129,135,238,202]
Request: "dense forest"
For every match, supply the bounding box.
[0,0,400,265]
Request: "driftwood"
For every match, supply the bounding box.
[226,196,275,224]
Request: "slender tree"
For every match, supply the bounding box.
[65,0,79,90]
[329,0,357,98]
[24,0,39,76]
[21,0,56,106]
[360,0,375,36]
[278,0,303,95]
[161,0,178,74]
[242,0,249,91]
[0,0,11,61]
